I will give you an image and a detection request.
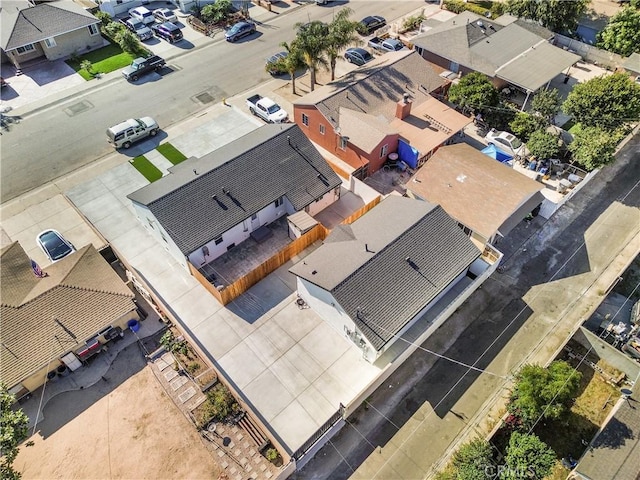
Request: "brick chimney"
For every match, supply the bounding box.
[395,93,412,120]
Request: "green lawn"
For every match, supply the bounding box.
[66,41,137,80]
[157,143,188,165]
[130,156,163,183]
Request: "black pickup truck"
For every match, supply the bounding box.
[122,55,166,81]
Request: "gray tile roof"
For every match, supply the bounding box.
[0,242,136,389]
[412,11,577,91]
[127,124,342,255]
[2,1,99,51]
[290,196,480,350]
[294,50,447,129]
[575,395,640,480]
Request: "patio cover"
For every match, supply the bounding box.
[481,144,513,164]
[495,42,580,92]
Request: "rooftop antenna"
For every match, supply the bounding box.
[193,169,198,175]
[287,135,291,145]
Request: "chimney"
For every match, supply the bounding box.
[396,93,412,120]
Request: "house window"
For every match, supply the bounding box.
[44,37,57,48]
[16,44,35,55]
[88,24,99,36]
[214,236,223,245]
[380,144,389,158]
[457,223,472,236]
[301,113,309,126]
[339,136,348,150]
[274,196,283,208]
[319,124,325,135]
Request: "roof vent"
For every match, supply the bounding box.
[311,270,317,275]
[456,174,467,183]
[193,169,198,175]
[477,20,484,28]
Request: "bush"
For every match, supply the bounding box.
[265,448,279,462]
[80,59,93,74]
[201,0,234,24]
[402,13,426,32]
[490,1,506,17]
[443,0,467,14]
[95,10,112,28]
[205,383,241,422]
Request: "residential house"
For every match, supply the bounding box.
[412,11,580,107]
[98,0,215,17]
[127,124,342,273]
[293,50,471,179]
[289,196,486,363]
[0,242,138,399]
[1,0,102,71]
[406,143,544,248]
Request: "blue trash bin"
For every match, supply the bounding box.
[127,319,140,333]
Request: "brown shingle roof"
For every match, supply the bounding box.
[339,107,396,154]
[407,144,543,240]
[0,242,135,389]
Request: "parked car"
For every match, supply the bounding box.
[106,117,159,149]
[36,229,76,263]
[266,51,288,75]
[129,6,154,25]
[485,129,529,157]
[368,37,406,52]
[153,8,177,23]
[119,16,153,41]
[152,22,183,43]
[246,94,288,123]
[225,21,256,42]
[359,15,386,35]
[315,0,333,4]
[344,47,374,66]
[122,55,166,81]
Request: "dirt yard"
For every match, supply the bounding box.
[14,357,221,479]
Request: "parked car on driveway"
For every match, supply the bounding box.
[120,16,153,41]
[36,229,76,263]
[153,8,177,23]
[485,129,529,157]
[359,15,386,35]
[266,51,288,75]
[344,47,374,66]
[129,6,154,25]
[225,21,256,42]
[152,22,183,43]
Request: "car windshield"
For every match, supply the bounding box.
[230,24,243,33]
[41,232,71,260]
[362,52,373,61]
[267,105,281,114]
[510,137,523,148]
[141,11,153,18]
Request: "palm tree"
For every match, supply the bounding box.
[266,41,307,95]
[294,21,330,92]
[326,8,361,81]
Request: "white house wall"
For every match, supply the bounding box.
[131,202,187,269]
[305,188,340,216]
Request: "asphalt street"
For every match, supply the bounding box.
[0,1,425,202]
[291,133,640,479]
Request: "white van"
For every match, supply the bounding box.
[106,117,159,149]
[129,7,155,25]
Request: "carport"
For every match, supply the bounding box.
[494,41,581,110]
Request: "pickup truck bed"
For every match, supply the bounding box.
[122,55,166,81]
[246,94,288,123]
[368,37,406,53]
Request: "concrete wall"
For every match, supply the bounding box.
[305,188,340,216]
[574,327,640,380]
[41,25,103,61]
[349,177,381,204]
[554,34,624,69]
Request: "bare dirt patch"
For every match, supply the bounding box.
[15,360,221,479]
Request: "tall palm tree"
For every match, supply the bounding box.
[294,21,330,92]
[266,41,307,95]
[326,8,361,81]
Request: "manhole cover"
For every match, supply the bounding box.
[194,92,215,104]
[64,100,93,116]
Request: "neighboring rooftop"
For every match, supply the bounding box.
[1,0,99,51]
[407,143,544,240]
[294,50,448,129]
[0,242,135,388]
[290,196,480,350]
[128,124,342,255]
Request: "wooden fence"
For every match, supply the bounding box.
[340,195,381,225]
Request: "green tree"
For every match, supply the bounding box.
[104,21,127,41]
[295,21,330,92]
[1,384,30,480]
[452,438,495,480]
[508,361,581,429]
[502,432,556,480]
[266,41,307,95]
[94,11,112,28]
[504,0,589,32]
[326,8,361,81]
[568,125,624,171]
[447,72,499,115]
[563,73,640,130]
[201,0,233,24]
[527,130,560,160]
[597,7,640,57]
[509,112,546,142]
[531,88,561,125]
[115,28,142,55]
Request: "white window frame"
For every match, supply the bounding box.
[319,124,325,135]
[380,144,389,158]
[339,136,348,150]
[16,44,35,55]
[301,113,309,127]
[88,24,99,36]
[44,37,57,48]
